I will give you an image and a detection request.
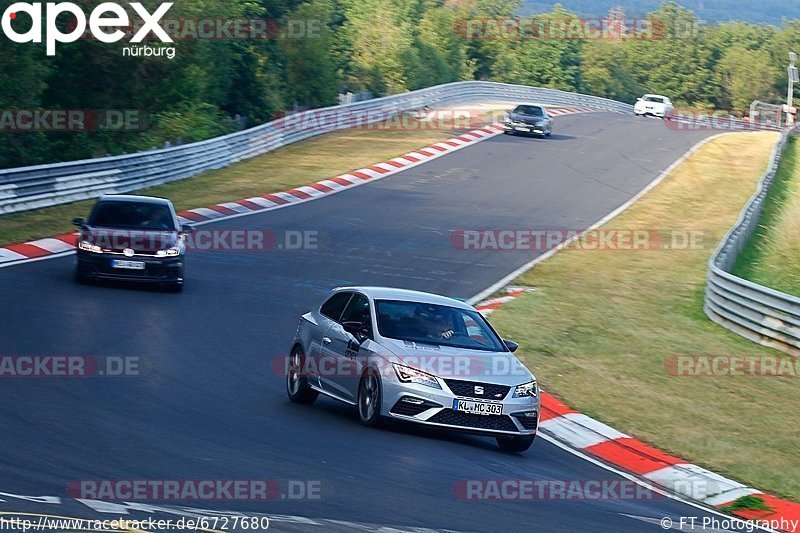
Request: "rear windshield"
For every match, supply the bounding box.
[513,105,544,117]
[89,201,175,230]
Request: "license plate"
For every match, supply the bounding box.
[514,127,530,132]
[453,399,503,416]
[111,260,145,270]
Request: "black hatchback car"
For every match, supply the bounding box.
[73,195,193,291]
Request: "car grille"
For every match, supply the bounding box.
[512,411,539,430]
[427,409,518,432]
[94,263,171,277]
[444,379,510,400]
[390,398,441,417]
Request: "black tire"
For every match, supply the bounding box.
[74,267,90,285]
[286,346,318,404]
[165,266,185,292]
[496,434,535,452]
[357,368,382,427]
[162,279,183,292]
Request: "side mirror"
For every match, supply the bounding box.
[637,98,643,101]
[342,321,361,334]
[72,217,85,227]
[181,223,196,234]
[504,340,519,353]
[342,321,368,343]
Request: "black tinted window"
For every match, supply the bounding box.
[341,294,372,334]
[89,201,175,230]
[320,292,352,321]
[514,105,544,117]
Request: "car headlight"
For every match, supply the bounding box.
[393,364,441,389]
[156,247,180,257]
[513,380,537,398]
[78,241,102,253]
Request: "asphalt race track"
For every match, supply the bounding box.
[0,113,726,532]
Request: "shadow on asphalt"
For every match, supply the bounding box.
[500,133,576,141]
[286,394,527,454]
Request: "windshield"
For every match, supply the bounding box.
[375,300,506,352]
[88,201,176,230]
[513,105,544,117]
[644,96,666,103]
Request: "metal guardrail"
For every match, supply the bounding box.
[704,132,800,356]
[0,81,632,214]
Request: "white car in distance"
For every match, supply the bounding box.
[634,94,674,118]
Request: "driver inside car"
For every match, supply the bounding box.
[429,312,456,340]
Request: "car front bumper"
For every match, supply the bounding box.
[76,251,184,282]
[636,107,668,117]
[382,379,539,437]
[503,122,546,135]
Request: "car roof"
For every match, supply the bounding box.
[97,194,173,205]
[332,287,474,310]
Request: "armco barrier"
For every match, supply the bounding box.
[704,132,800,356]
[0,81,632,214]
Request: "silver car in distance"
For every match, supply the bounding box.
[287,287,539,452]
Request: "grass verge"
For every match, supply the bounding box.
[0,111,502,247]
[720,495,773,514]
[733,135,800,296]
[487,131,800,501]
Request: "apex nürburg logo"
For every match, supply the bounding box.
[1,2,174,56]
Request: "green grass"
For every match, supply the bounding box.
[487,132,800,501]
[0,112,502,247]
[720,495,773,514]
[733,136,800,296]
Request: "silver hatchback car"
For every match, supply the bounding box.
[287,287,539,451]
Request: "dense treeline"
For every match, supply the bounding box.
[521,1,800,26]
[1,0,799,168]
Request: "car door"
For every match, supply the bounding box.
[312,291,353,388]
[320,292,373,402]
